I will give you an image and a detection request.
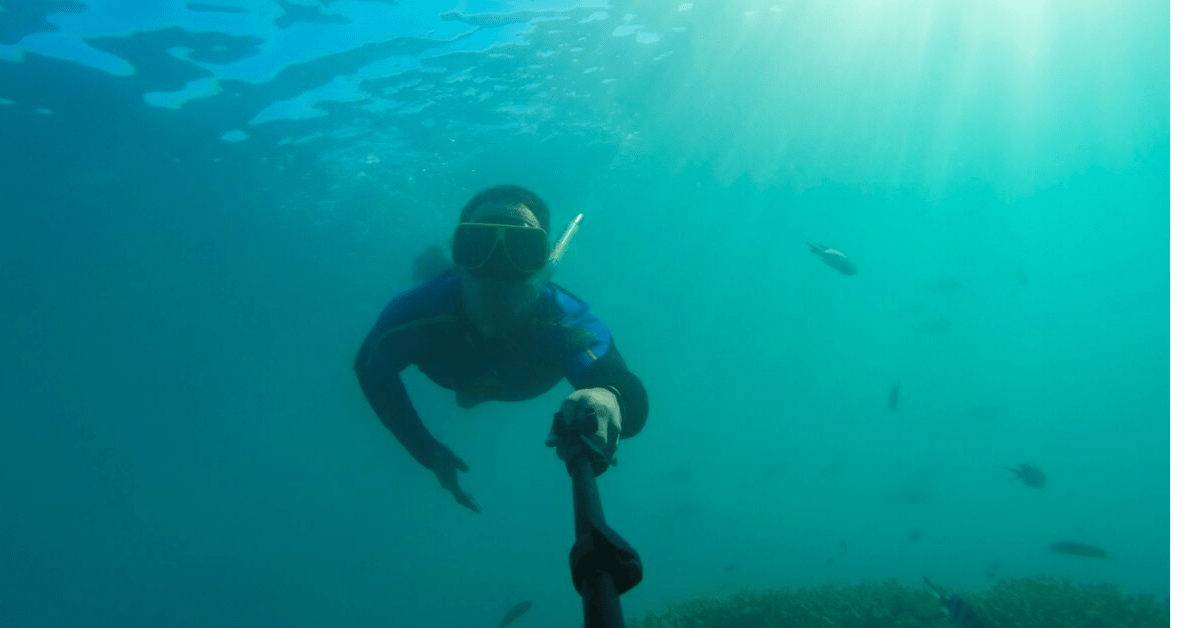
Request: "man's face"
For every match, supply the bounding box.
[453,204,547,282]
[458,202,545,339]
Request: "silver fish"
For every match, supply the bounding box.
[807,243,858,276]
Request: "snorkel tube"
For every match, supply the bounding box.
[534,213,584,288]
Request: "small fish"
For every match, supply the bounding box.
[723,564,736,572]
[1049,541,1109,558]
[1005,463,1046,488]
[909,531,922,542]
[807,242,858,276]
[839,538,849,553]
[923,577,988,628]
[826,556,835,565]
[498,601,533,628]
[888,383,900,412]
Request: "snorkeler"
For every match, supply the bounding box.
[354,185,648,513]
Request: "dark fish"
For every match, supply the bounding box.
[909,531,922,542]
[826,556,835,565]
[923,577,988,628]
[1049,541,1109,558]
[888,383,900,412]
[498,601,533,628]
[412,244,452,283]
[839,538,849,553]
[1005,463,1046,488]
[723,564,737,572]
[806,242,858,275]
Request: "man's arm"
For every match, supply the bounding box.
[354,347,441,468]
[353,294,443,469]
[355,315,481,513]
[572,341,648,439]
[551,284,649,438]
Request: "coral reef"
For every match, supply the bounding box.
[628,575,1167,628]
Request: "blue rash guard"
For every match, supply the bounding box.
[354,271,648,470]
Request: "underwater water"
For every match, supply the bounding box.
[0,1,1169,627]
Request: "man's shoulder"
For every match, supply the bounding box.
[540,283,594,322]
[375,271,462,329]
[530,284,615,370]
[534,283,611,346]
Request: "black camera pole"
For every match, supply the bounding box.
[550,409,643,628]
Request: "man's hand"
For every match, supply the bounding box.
[546,387,622,463]
[428,444,481,513]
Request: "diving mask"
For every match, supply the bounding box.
[452,222,549,280]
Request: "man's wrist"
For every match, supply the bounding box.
[602,385,625,424]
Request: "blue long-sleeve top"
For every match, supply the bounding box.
[354,271,648,469]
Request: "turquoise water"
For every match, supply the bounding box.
[0,1,1169,627]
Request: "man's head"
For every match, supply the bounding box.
[453,185,551,338]
[459,184,550,230]
[452,185,551,283]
